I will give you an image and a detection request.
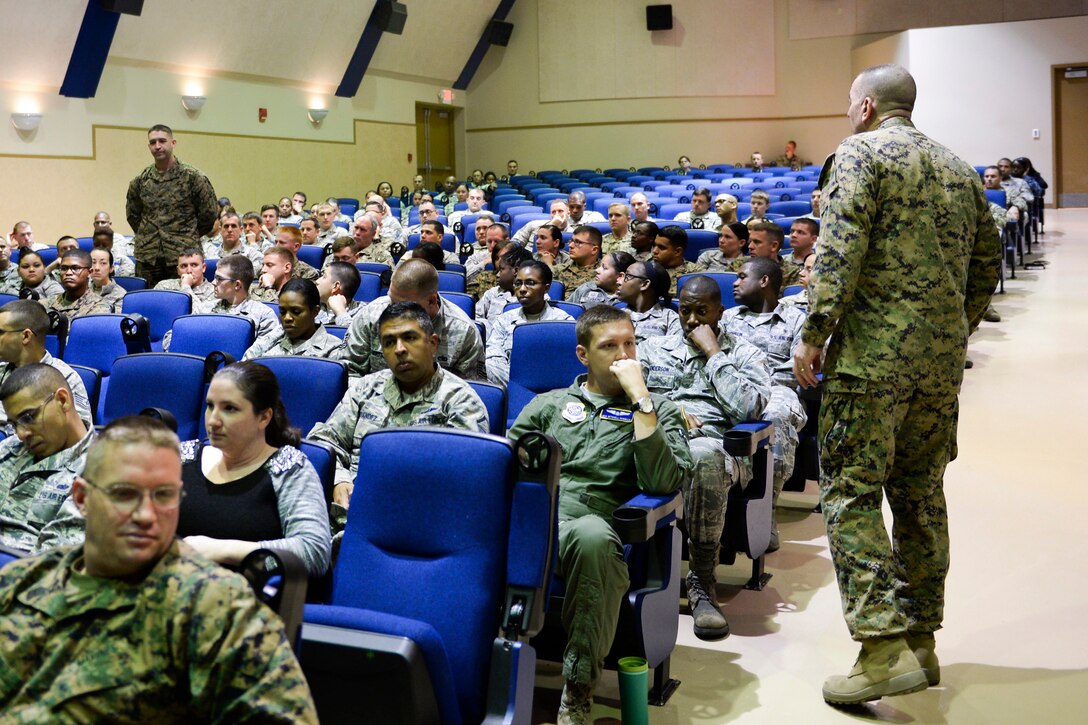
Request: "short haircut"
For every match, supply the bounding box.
[331,236,355,254]
[791,217,819,236]
[61,249,92,267]
[325,261,361,300]
[83,415,181,483]
[148,124,173,136]
[0,299,50,337]
[421,220,445,237]
[572,225,602,247]
[489,222,510,240]
[749,221,785,246]
[518,259,553,287]
[657,225,688,250]
[537,224,562,245]
[680,275,722,304]
[0,362,69,402]
[221,211,242,225]
[750,190,770,203]
[549,199,569,212]
[743,256,783,294]
[300,217,318,230]
[315,203,334,214]
[179,247,205,262]
[242,211,261,225]
[91,229,113,245]
[294,191,307,201]
[692,187,712,202]
[984,165,1000,174]
[279,277,320,308]
[390,259,439,296]
[218,254,255,288]
[378,301,435,337]
[633,220,659,239]
[276,226,303,246]
[264,246,296,266]
[57,235,79,249]
[576,303,632,348]
[412,242,445,270]
[608,202,630,216]
[261,204,277,214]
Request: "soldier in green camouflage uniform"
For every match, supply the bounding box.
[639,277,771,640]
[126,125,218,287]
[43,249,111,322]
[601,202,633,254]
[153,248,217,305]
[697,221,751,274]
[0,365,94,553]
[793,65,1001,704]
[507,305,691,725]
[0,240,20,294]
[0,416,316,722]
[344,260,483,380]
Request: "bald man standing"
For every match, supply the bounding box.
[793,64,1000,705]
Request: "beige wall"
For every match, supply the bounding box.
[1,60,460,243]
[465,0,860,174]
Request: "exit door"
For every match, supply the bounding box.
[1054,65,1088,207]
[416,104,456,192]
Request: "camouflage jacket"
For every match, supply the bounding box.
[308,366,488,486]
[42,290,112,322]
[554,262,597,294]
[344,295,483,380]
[601,230,632,254]
[628,304,681,345]
[804,117,1001,386]
[0,541,317,723]
[0,352,92,434]
[723,303,807,389]
[91,281,126,313]
[203,240,264,270]
[242,324,345,361]
[567,282,613,307]
[0,264,21,295]
[0,427,94,553]
[190,298,282,349]
[665,261,706,297]
[126,159,218,261]
[696,250,748,273]
[154,277,217,305]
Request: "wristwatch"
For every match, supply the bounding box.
[633,396,654,414]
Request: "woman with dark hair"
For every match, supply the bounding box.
[616,259,682,344]
[89,247,126,312]
[1012,157,1047,193]
[568,251,634,306]
[376,181,394,198]
[407,241,446,271]
[178,361,331,575]
[17,250,63,299]
[242,278,345,360]
[697,221,750,273]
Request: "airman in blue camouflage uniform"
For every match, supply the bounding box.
[793,65,1001,705]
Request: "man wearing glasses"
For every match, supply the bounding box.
[0,364,93,553]
[554,225,602,293]
[485,260,572,387]
[42,249,111,322]
[0,415,318,721]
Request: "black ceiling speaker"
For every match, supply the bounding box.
[375,0,408,35]
[100,0,144,15]
[646,4,673,31]
[488,20,514,46]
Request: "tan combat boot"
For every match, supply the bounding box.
[906,632,940,686]
[822,636,928,705]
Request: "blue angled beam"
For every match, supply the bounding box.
[453,0,517,91]
[336,3,389,98]
[60,0,122,98]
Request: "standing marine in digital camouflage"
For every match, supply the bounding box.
[126,124,218,287]
[793,64,1001,705]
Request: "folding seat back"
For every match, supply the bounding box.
[468,380,507,436]
[684,230,720,262]
[719,421,776,588]
[435,270,466,293]
[985,189,1007,207]
[203,258,217,282]
[677,272,737,309]
[406,233,457,254]
[114,276,148,292]
[301,428,560,725]
[356,272,383,303]
[168,314,255,361]
[507,321,581,428]
[439,292,474,319]
[770,200,812,218]
[355,262,391,277]
[63,314,132,376]
[254,356,348,435]
[548,280,566,301]
[121,290,192,346]
[325,325,347,340]
[338,198,359,216]
[657,203,689,221]
[297,245,327,270]
[102,353,207,440]
[299,438,337,504]
[0,293,18,307]
[782,284,804,298]
[68,364,102,423]
[502,300,583,319]
[510,213,550,236]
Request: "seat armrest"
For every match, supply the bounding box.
[612,490,684,544]
[721,420,774,457]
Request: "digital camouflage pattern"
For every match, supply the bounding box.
[696,250,748,274]
[0,265,20,295]
[242,324,345,361]
[344,295,483,380]
[308,366,487,487]
[0,352,92,433]
[627,305,681,345]
[126,159,218,268]
[0,541,317,723]
[566,283,612,307]
[153,277,217,305]
[553,262,597,294]
[665,260,706,297]
[804,115,1000,640]
[42,290,111,322]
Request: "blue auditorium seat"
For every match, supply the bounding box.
[113,276,148,292]
[436,270,466,293]
[506,320,581,429]
[684,230,720,262]
[468,380,507,436]
[69,364,102,423]
[770,200,812,218]
[101,353,206,439]
[167,314,254,361]
[356,272,383,303]
[253,356,348,435]
[121,289,192,349]
[297,244,327,270]
[439,292,474,319]
[677,272,738,309]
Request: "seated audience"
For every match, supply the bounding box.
[625,220,657,262]
[697,221,750,273]
[652,225,704,296]
[406,241,447,270]
[616,259,681,344]
[784,218,818,282]
[801,188,822,221]
[351,214,395,269]
[412,220,459,266]
[0,235,19,294]
[242,279,345,361]
[533,223,570,268]
[404,200,440,237]
[0,300,92,432]
[507,304,691,725]
[0,364,93,552]
[9,222,47,252]
[743,191,771,226]
[0,415,318,722]
[315,261,365,327]
[639,275,771,640]
[328,236,358,265]
[780,253,815,309]
[467,223,508,299]
[204,211,263,269]
[715,193,740,225]
[309,301,489,508]
[93,210,134,257]
[486,260,574,387]
[153,248,217,304]
[774,140,808,170]
[271,226,319,280]
[629,193,655,225]
[602,203,633,253]
[724,256,809,551]
[447,187,487,230]
[249,247,297,302]
[513,199,572,247]
[554,225,603,293]
[43,249,111,321]
[678,154,693,174]
[243,211,274,248]
[568,251,634,306]
[463,213,497,281]
[344,259,483,380]
[277,196,302,224]
[748,222,800,286]
[45,236,81,284]
[567,190,606,226]
[675,188,722,230]
[16,251,62,299]
[92,229,134,279]
[748,150,765,171]
[89,247,126,312]
[313,203,342,246]
[177,362,331,576]
[476,244,531,331]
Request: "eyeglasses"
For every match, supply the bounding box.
[512,279,542,289]
[569,240,596,248]
[82,477,185,513]
[11,391,56,430]
[213,275,237,285]
[622,273,649,283]
[59,265,89,273]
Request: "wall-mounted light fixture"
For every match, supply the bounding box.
[181,95,206,112]
[11,113,42,132]
[307,108,328,125]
